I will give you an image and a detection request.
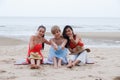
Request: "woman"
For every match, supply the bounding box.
[62,25,91,68]
[26,25,50,69]
[45,25,68,68]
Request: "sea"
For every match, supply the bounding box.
[0,17,120,47]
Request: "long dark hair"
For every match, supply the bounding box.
[62,25,75,48]
[37,25,46,50]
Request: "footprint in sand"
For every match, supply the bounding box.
[98,71,104,74]
[96,56,101,58]
[1,60,12,64]
[95,55,105,59]
[0,76,17,80]
[0,70,6,73]
[7,76,17,80]
[100,57,106,60]
[95,78,102,80]
[88,75,103,80]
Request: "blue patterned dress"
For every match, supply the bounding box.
[46,46,68,64]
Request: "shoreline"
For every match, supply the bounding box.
[1,32,120,40]
[0,32,120,47]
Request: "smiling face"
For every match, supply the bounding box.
[62,25,74,39]
[37,27,45,38]
[65,27,73,37]
[53,29,61,38]
[51,25,61,39]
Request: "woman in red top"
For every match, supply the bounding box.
[27,25,50,69]
[62,25,91,68]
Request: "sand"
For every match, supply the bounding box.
[0,32,120,80]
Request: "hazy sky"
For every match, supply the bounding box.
[0,0,120,17]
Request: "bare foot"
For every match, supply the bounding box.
[35,65,40,69]
[72,63,76,67]
[58,64,61,68]
[30,64,36,69]
[54,65,58,69]
[67,64,73,68]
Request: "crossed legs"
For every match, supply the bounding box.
[67,60,80,68]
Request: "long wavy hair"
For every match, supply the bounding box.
[37,25,46,49]
[62,25,75,48]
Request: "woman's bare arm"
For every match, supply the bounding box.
[50,39,58,50]
[29,36,35,50]
[43,38,51,45]
[61,39,67,49]
[69,34,81,45]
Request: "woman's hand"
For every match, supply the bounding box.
[29,36,36,50]
[75,46,84,52]
[61,39,67,50]
[69,36,74,41]
[54,45,58,50]
[50,39,58,50]
[69,46,84,55]
[61,45,65,50]
[69,48,74,53]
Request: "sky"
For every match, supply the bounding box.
[0,0,120,17]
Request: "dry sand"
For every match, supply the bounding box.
[0,32,120,80]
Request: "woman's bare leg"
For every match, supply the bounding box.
[53,57,58,68]
[36,60,41,69]
[72,60,80,66]
[67,60,73,68]
[31,59,35,64]
[30,59,36,69]
[58,59,62,68]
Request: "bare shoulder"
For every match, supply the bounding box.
[30,35,36,40]
[63,37,67,41]
[61,36,66,40]
[60,36,67,42]
[42,37,48,42]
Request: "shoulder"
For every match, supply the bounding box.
[60,36,67,42]
[60,36,66,40]
[42,37,48,42]
[30,35,36,40]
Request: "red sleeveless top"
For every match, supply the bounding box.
[69,35,84,49]
[26,43,43,64]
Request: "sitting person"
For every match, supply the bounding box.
[46,25,68,68]
[62,25,93,68]
[26,25,50,69]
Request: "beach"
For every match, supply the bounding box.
[0,32,120,80]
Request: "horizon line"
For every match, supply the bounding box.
[0,16,120,18]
